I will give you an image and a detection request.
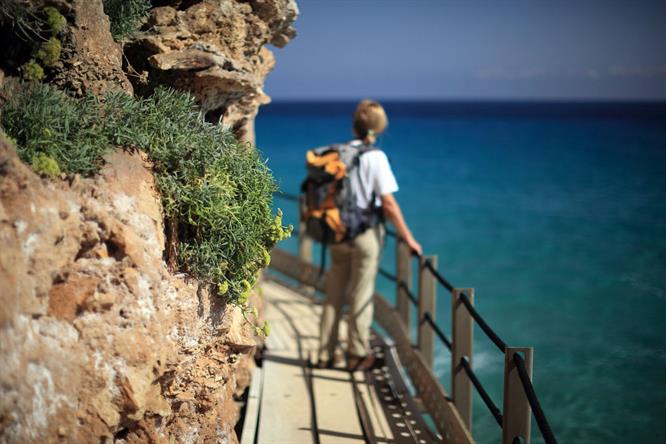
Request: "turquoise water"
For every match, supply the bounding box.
[256,102,666,444]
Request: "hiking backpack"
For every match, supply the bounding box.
[300,142,382,246]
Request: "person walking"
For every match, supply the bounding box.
[316,99,422,370]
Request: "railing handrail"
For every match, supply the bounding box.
[274,191,300,202]
[422,257,455,292]
[513,353,559,444]
[378,267,397,282]
[406,240,556,444]
[422,311,452,351]
[459,292,507,353]
[460,356,503,427]
[398,280,418,307]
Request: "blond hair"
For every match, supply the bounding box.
[352,99,388,145]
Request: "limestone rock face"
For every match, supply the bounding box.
[125,0,298,143]
[0,0,132,98]
[0,138,258,442]
[50,0,134,97]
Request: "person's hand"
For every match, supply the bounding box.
[405,235,422,257]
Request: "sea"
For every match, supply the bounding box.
[255,101,666,444]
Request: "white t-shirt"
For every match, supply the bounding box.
[348,140,399,209]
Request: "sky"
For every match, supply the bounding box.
[264,0,666,101]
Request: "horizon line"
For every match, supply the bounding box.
[266,97,666,104]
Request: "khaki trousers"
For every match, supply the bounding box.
[318,226,384,361]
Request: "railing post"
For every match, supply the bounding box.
[502,347,533,444]
[418,255,437,369]
[297,219,314,293]
[452,288,474,432]
[297,219,312,265]
[396,238,412,330]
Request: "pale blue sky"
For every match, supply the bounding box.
[265,0,666,100]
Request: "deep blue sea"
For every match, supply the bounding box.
[256,101,666,444]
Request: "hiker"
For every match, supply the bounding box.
[302,99,422,370]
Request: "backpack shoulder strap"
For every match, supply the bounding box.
[351,145,386,213]
[350,144,379,169]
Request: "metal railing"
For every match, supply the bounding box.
[274,191,558,444]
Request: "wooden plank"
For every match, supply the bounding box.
[270,286,321,335]
[263,280,320,353]
[263,276,352,357]
[263,280,320,322]
[263,286,300,352]
[257,350,316,444]
[312,367,365,443]
[352,371,395,441]
[270,248,326,292]
[240,366,263,444]
[264,318,292,351]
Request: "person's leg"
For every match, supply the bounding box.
[318,243,350,363]
[347,226,383,359]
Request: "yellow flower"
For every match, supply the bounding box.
[31,153,60,178]
[261,320,271,337]
[217,281,229,295]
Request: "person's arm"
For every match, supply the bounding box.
[381,193,422,256]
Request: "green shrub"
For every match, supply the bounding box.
[102,0,151,41]
[1,84,108,173]
[20,59,44,81]
[1,4,66,82]
[36,36,61,66]
[44,6,66,34]
[1,132,17,147]
[1,83,291,304]
[31,152,61,177]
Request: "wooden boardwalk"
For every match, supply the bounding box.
[237,248,475,444]
[250,199,560,444]
[244,279,397,444]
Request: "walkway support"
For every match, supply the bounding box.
[502,348,533,444]
[396,239,413,329]
[418,255,438,369]
[452,288,475,432]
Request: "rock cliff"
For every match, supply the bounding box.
[0,139,260,443]
[125,0,297,143]
[0,0,297,442]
